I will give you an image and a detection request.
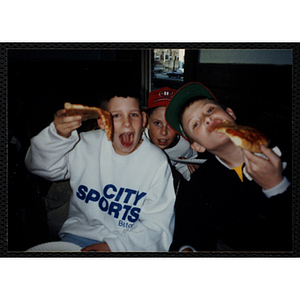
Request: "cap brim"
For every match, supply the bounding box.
[165,82,216,137]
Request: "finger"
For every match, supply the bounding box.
[261,145,281,164]
[56,119,82,137]
[58,116,82,128]
[56,120,82,132]
[242,150,258,168]
[63,115,82,123]
[63,123,82,133]
[242,149,257,160]
[243,149,267,166]
[54,111,82,126]
[54,108,67,118]
[243,151,258,173]
[187,164,194,173]
[243,151,250,168]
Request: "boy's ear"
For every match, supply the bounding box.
[97,118,105,130]
[225,107,236,120]
[142,111,147,128]
[191,142,206,153]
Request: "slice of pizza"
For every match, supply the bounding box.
[64,102,113,141]
[211,120,269,153]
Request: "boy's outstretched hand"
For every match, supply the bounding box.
[243,145,283,191]
[54,108,82,138]
[81,242,111,252]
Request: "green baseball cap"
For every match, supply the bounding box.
[165,82,217,137]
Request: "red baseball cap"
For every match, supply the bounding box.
[146,87,177,110]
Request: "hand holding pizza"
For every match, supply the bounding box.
[242,145,283,190]
[64,102,113,141]
[54,108,82,138]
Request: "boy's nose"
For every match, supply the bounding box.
[161,125,168,135]
[123,116,131,127]
[205,115,213,125]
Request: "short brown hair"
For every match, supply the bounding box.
[98,85,142,111]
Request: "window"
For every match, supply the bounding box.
[151,49,185,92]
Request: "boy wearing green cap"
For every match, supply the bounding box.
[166,82,291,252]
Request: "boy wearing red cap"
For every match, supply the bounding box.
[144,87,199,182]
[166,82,291,252]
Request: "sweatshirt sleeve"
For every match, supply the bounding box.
[173,148,198,181]
[25,122,79,181]
[103,162,176,252]
[174,162,192,181]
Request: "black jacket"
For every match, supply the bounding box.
[170,153,292,252]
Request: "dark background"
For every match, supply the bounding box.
[7,46,293,252]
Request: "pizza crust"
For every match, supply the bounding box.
[64,102,113,141]
[211,120,269,153]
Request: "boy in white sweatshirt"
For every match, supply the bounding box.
[25,87,176,252]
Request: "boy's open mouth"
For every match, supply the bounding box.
[157,139,169,146]
[120,132,134,147]
[209,119,224,132]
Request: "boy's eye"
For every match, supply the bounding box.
[207,107,214,114]
[131,113,139,117]
[154,121,161,126]
[193,122,199,129]
[112,114,120,118]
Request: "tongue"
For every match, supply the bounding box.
[120,133,133,147]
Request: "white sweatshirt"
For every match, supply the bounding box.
[143,128,198,180]
[25,123,176,252]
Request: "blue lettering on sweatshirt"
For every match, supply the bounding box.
[76,185,88,200]
[75,184,147,227]
[86,189,100,203]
